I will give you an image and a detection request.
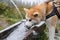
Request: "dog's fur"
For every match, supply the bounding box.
[24,1,60,40]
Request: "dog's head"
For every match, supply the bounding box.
[24,2,53,28]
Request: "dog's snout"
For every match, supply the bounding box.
[29,19,32,21]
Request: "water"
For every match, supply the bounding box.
[5,21,28,40]
[10,0,23,19]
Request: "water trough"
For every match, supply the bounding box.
[0,19,46,40]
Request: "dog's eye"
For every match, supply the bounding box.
[34,14,38,17]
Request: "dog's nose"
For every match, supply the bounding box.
[29,19,32,21]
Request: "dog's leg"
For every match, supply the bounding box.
[46,15,58,40]
[47,25,55,40]
[46,22,56,40]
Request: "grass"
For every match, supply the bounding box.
[0,26,3,31]
[0,2,24,30]
[56,24,60,30]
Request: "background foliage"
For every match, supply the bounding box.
[0,2,25,30]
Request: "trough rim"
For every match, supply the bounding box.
[0,19,26,33]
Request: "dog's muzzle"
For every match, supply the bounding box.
[25,23,38,29]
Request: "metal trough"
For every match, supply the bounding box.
[0,19,46,40]
[0,19,26,40]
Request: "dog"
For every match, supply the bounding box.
[24,1,60,40]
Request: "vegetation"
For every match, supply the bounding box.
[0,2,25,30]
[0,26,3,30]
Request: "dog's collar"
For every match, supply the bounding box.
[46,2,60,19]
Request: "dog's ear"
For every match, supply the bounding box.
[24,8,29,13]
[46,2,53,14]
